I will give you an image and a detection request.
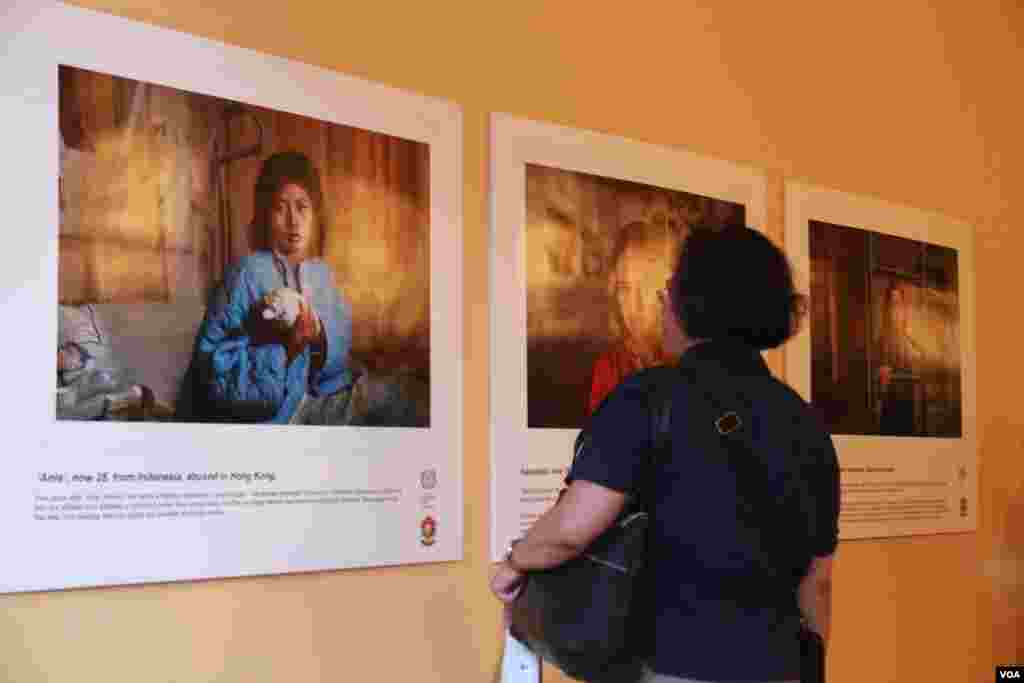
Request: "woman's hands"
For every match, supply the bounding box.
[287,298,322,359]
[491,561,526,629]
[247,288,323,363]
[490,561,525,604]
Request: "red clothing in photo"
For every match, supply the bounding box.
[587,345,647,415]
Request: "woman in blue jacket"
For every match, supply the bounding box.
[183,151,354,424]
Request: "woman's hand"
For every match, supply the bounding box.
[248,288,299,347]
[246,288,322,363]
[286,299,321,356]
[490,562,525,604]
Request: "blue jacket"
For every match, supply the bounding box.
[187,251,353,424]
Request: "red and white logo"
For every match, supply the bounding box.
[420,516,437,546]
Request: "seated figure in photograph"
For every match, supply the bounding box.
[180,151,352,424]
[180,151,426,427]
[876,281,925,435]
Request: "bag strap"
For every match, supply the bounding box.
[635,367,679,509]
[570,367,677,510]
[673,366,809,585]
[681,367,770,508]
[647,368,677,457]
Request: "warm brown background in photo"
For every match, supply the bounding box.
[810,220,961,437]
[526,163,742,428]
[58,66,430,394]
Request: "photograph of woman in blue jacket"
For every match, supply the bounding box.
[181,151,356,424]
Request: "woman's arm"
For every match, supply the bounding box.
[492,374,654,603]
[798,554,834,642]
[510,480,626,570]
[196,265,288,416]
[799,420,839,642]
[491,480,626,603]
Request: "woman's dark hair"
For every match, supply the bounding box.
[251,151,327,253]
[668,224,805,349]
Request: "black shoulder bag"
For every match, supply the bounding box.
[507,368,676,683]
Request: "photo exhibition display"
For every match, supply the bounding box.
[785,182,976,540]
[2,3,463,593]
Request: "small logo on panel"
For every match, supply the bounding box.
[420,515,437,546]
[420,468,438,490]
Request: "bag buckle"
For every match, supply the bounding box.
[715,411,742,435]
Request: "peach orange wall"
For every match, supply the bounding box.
[3,2,1021,682]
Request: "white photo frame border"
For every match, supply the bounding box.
[784,181,977,540]
[489,113,768,559]
[0,2,463,593]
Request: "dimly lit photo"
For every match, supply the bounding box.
[809,220,961,437]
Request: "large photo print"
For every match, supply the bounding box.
[784,182,975,540]
[57,66,430,428]
[809,220,961,438]
[1,3,462,593]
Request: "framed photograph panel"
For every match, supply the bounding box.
[490,113,766,558]
[1,2,462,593]
[785,181,976,539]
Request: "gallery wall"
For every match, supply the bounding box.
[2,1,1021,682]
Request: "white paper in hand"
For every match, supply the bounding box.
[501,628,541,683]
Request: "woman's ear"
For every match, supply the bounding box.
[790,293,809,337]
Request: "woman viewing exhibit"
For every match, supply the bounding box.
[492,225,840,683]
[180,151,355,424]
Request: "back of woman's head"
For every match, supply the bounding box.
[669,224,804,350]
